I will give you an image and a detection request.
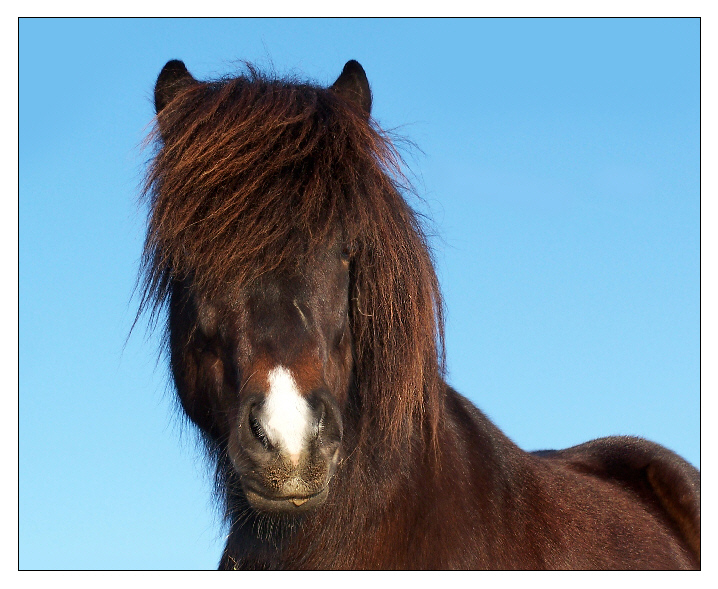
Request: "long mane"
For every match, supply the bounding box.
[140,65,446,453]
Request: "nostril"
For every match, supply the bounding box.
[311,391,343,447]
[316,404,326,435]
[248,408,272,450]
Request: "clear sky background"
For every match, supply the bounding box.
[19,18,699,570]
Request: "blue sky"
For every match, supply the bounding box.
[19,18,699,570]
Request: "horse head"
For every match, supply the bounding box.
[150,60,372,515]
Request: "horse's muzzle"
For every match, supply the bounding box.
[232,389,343,515]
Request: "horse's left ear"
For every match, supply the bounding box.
[154,59,197,114]
[331,60,372,116]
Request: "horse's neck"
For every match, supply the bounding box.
[299,386,530,568]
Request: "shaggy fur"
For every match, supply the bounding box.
[140,59,700,570]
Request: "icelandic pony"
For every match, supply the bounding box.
[139,59,700,569]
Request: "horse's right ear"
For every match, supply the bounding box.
[331,60,372,117]
[154,59,196,114]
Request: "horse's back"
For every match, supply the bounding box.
[533,436,700,568]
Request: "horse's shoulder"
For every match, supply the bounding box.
[534,436,700,562]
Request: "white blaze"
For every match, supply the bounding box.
[260,366,313,462]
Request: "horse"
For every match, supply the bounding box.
[139,58,700,570]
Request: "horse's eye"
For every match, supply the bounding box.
[340,246,351,264]
[197,300,218,339]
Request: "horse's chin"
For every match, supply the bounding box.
[242,485,329,515]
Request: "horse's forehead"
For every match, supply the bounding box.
[208,243,344,296]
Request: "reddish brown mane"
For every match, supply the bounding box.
[140,65,445,456]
